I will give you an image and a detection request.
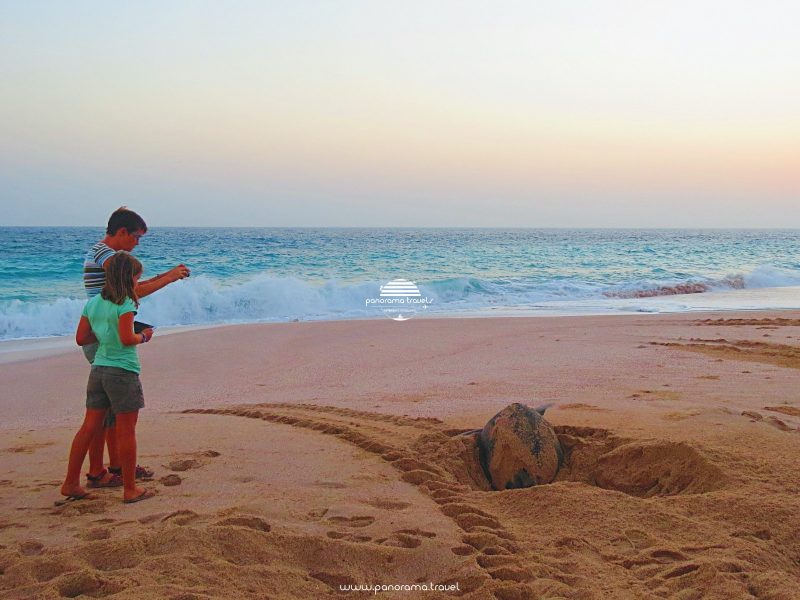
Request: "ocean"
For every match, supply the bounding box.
[2,227,800,340]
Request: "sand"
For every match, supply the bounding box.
[1,312,800,599]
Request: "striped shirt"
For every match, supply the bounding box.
[83,242,116,297]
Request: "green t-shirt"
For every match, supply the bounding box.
[82,295,140,374]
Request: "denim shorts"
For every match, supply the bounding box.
[86,366,144,417]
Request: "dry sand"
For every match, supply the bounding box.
[1,312,800,599]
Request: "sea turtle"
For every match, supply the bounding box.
[476,402,563,490]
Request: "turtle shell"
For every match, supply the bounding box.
[477,403,563,490]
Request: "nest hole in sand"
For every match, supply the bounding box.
[446,426,727,498]
[552,426,727,498]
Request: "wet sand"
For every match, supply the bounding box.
[1,312,800,598]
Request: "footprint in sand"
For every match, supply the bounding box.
[0,520,27,532]
[621,545,705,590]
[56,571,124,598]
[138,513,168,525]
[741,411,796,432]
[731,528,771,541]
[661,410,701,421]
[376,527,437,549]
[80,527,112,541]
[631,390,682,402]
[159,474,182,486]
[165,459,201,472]
[310,571,357,591]
[625,529,653,550]
[440,504,503,531]
[395,527,436,538]
[650,549,688,562]
[607,529,653,553]
[462,531,518,554]
[481,546,513,556]
[161,510,200,526]
[377,532,423,548]
[313,480,347,489]
[764,416,793,432]
[213,515,271,532]
[165,449,221,472]
[326,515,375,528]
[28,479,61,492]
[364,498,411,510]
[326,531,371,543]
[18,539,44,556]
[662,563,701,579]
[51,498,107,517]
[3,442,54,454]
[764,405,800,418]
[476,553,519,570]
[450,544,476,556]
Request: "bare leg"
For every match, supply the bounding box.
[87,415,107,476]
[61,409,107,497]
[115,411,147,501]
[106,426,120,469]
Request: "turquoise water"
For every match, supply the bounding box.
[2,227,800,339]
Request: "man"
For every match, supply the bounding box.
[82,207,190,487]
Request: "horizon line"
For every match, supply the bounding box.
[2,225,800,231]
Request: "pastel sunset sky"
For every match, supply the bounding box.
[1,1,798,227]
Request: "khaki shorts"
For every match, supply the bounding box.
[86,366,144,420]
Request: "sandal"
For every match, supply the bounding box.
[123,488,156,504]
[109,465,154,480]
[86,468,123,488]
[55,492,97,507]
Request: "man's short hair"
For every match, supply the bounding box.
[107,207,147,235]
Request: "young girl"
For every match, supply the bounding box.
[60,251,156,504]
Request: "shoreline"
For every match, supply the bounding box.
[3,293,800,365]
[3,285,800,351]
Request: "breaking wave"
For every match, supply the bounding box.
[2,264,800,340]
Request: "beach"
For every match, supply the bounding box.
[1,311,800,599]
[4,0,799,595]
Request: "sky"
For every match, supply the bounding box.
[1,1,798,227]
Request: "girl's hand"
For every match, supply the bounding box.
[119,312,143,346]
[140,328,155,343]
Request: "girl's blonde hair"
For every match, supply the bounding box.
[101,251,143,307]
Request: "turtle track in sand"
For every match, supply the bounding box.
[694,317,800,327]
[185,403,513,595]
[185,403,731,597]
[652,338,800,370]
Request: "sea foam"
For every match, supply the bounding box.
[3,263,800,340]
